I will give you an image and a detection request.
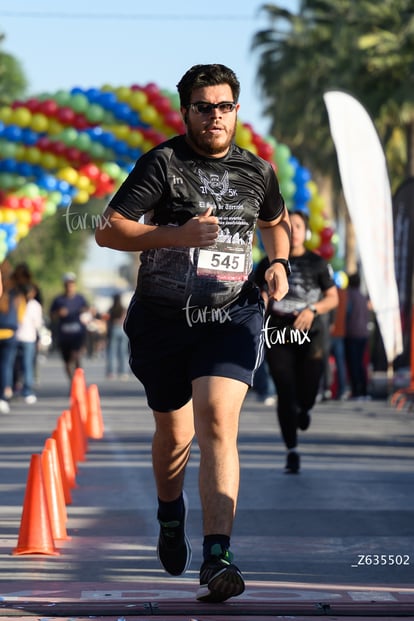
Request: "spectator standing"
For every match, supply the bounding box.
[106,293,129,379]
[0,266,26,413]
[14,283,43,404]
[329,285,349,400]
[345,272,371,399]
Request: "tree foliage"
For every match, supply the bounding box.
[0,33,27,104]
[252,0,414,190]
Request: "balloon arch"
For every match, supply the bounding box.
[0,82,346,286]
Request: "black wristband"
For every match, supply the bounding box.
[269,258,291,276]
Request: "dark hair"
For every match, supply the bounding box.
[176,64,240,108]
[290,209,309,228]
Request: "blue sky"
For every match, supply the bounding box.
[0,0,297,139]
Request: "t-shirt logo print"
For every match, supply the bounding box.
[198,170,229,200]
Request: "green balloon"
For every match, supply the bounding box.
[60,127,79,145]
[75,133,92,151]
[0,141,17,158]
[70,93,89,114]
[85,104,105,123]
[88,142,106,159]
[54,90,72,106]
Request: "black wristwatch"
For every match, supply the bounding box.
[307,304,318,316]
[269,258,292,277]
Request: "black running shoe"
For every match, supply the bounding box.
[297,409,311,430]
[284,450,300,474]
[157,491,192,575]
[196,547,245,603]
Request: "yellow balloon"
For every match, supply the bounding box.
[306,231,321,250]
[0,106,12,122]
[16,221,30,240]
[73,189,90,204]
[235,126,252,148]
[40,153,58,169]
[114,125,130,140]
[14,145,26,160]
[128,91,148,111]
[307,180,318,197]
[11,107,32,127]
[140,105,158,124]
[141,139,154,153]
[31,113,49,133]
[25,147,41,164]
[115,86,132,102]
[47,119,64,135]
[17,209,32,225]
[76,174,92,190]
[127,130,144,148]
[309,212,325,232]
[309,195,325,213]
[58,167,79,185]
[2,209,17,223]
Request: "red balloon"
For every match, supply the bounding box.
[30,211,43,226]
[39,99,59,116]
[65,146,82,162]
[152,96,172,115]
[57,107,76,124]
[25,98,41,113]
[50,140,67,156]
[319,242,335,260]
[143,82,161,102]
[36,136,52,151]
[258,142,274,161]
[72,115,89,130]
[320,226,334,243]
[164,110,185,133]
[78,152,92,165]
[80,163,101,180]
[19,197,33,210]
[4,195,20,209]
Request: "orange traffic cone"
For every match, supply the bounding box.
[43,437,68,517]
[70,398,88,463]
[13,454,59,555]
[41,447,70,542]
[70,367,88,426]
[52,413,77,491]
[86,383,104,439]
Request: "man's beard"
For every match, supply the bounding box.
[186,122,236,156]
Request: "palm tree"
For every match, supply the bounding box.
[252,0,414,189]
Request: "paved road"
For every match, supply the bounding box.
[1,354,413,619]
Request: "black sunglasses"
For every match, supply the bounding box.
[188,101,237,115]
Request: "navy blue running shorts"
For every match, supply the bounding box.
[124,284,265,412]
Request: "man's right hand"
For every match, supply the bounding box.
[178,207,219,247]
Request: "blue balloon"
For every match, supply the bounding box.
[4,125,22,141]
[70,86,85,96]
[0,158,18,173]
[16,162,35,177]
[85,88,101,104]
[21,128,39,145]
[37,174,59,191]
[98,91,118,109]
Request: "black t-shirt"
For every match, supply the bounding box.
[109,135,284,310]
[253,250,334,329]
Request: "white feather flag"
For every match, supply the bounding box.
[324,90,402,364]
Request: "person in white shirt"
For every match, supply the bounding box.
[15,283,43,404]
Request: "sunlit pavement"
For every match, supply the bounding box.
[1,354,413,619]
